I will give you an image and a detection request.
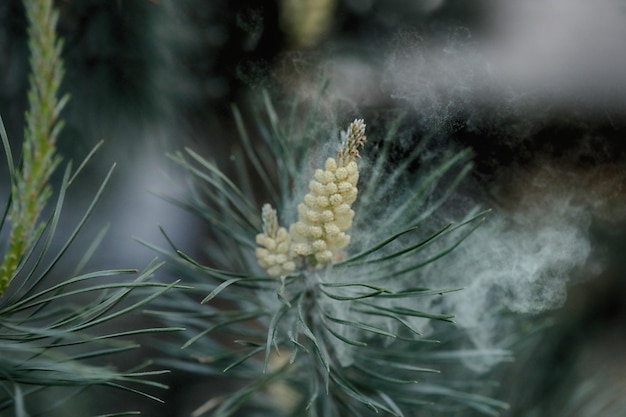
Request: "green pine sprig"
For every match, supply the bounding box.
[0,0,68,293]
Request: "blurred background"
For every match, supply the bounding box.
[1,0,625,415]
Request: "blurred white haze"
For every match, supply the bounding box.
[376,0,626,108]
[489,0,626,105]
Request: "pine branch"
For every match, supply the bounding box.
[0,1,183,414]
[155,91,506,416]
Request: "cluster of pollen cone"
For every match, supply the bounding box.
[256,119,366,276]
